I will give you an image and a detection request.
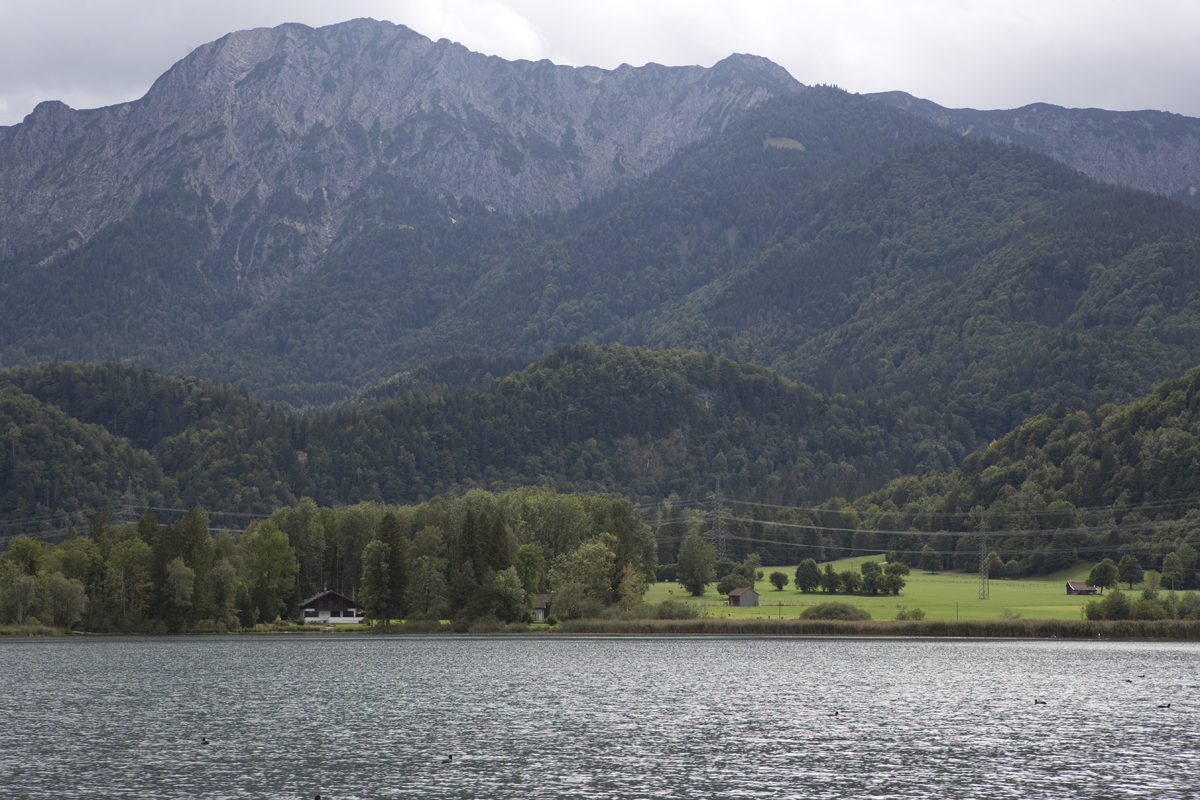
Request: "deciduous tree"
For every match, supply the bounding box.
[839,570,863,594]
[819,563,841,594]
[794,559,821,593]
[676,532,716,596]
[241,520,298,623]
[1161,552,1185,590]
[919,544,940,573]
[1088,558,1119,594]
[45,573,87,628]
[1118,554,1143,590]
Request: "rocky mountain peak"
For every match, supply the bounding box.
[0,18,803,287]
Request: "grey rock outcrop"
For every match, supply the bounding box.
[0,18,801,296]
[869,91,1200,205]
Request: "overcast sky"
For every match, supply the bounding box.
[2,0,1198,127]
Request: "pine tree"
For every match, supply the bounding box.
[379,511,409,621]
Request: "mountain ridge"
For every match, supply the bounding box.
[868,90,1200,206]
[0,18,801,288]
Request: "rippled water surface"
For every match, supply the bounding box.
[1,635,1197,799]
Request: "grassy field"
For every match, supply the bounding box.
[647,558,1125,621]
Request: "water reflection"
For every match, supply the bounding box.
[1,636,1196,799]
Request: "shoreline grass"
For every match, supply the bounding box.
[0,623,63,637]
[551,617,1200,639]
[6,617,1199,640]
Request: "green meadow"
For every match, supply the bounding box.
[645,558,1121,621]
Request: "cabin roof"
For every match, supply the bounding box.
[728,587,756,597]
[297,589,365,610]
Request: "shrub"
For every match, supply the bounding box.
[800,602,872,621]
[655,600,699,620]
[895,606,926,620]
[1177,592,1200,620]
[403,618,446,633]
[1089,589,1133,620]
[467,616,507,633]
[1133,599,1171,621]
[551,583,604,620]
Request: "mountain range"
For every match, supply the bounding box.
[3,18,1200,540]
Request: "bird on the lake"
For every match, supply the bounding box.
[1158,703,1171,709]
[827,711,839,717]
[201,738,209,745]
[1034,699,1047,705]
[442,755,454,764]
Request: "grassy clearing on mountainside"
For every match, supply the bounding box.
[645,558,1124,621]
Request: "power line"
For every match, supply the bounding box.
[715,513,1198,540]
[726,495,1200,520]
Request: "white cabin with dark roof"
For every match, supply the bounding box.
[533,593,554,622]
[298,589,366,624]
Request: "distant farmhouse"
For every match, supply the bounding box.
[533,593,554,622]
[728,587,759,607]
[298,589,366,624]
[1066,581,1097,595]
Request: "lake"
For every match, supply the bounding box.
[1,635,1196,799]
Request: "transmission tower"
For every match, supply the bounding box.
[978,535,990,600]
[706,478,729,560]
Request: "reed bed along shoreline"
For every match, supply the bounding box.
[549,617,1200,639]
[6,618,1200,640]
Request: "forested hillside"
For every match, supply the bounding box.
[0,348,972,532]
[6,361,1200,635]
[640,138,1200,441]
[841,365,1200,582]
[0,385,162,520]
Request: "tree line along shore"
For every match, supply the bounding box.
[3,486,1198,638]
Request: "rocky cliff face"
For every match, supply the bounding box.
[0,19,801,296]
[869,91,1200,205]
